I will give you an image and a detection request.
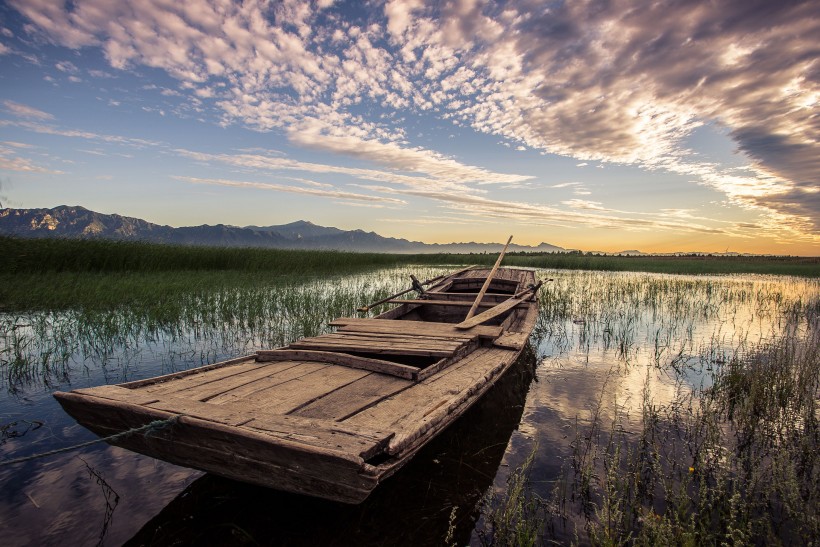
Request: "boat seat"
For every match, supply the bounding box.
[288,331,472,359]
[328,317,503,340]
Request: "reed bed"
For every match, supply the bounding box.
[0,266,447,392]
[484,270,820,545]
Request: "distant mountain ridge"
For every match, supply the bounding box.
[0,206,567,254]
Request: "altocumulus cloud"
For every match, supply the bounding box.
[9,0,818,237]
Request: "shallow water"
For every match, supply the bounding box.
[0,268,817,545]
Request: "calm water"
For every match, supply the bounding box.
[1,269,817,545]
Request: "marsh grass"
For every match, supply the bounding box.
[0,266,447,391]
[477,448,548,547]
[521,271,820,545]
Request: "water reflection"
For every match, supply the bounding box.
[124,348,537,546]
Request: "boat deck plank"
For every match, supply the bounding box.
[330,318,502,339]
[296,333,464,348]
[177,361,315,402]
[289,333,463,358]
[325,331,472,342]
[138,361,269,395]
[235,365,373,414]
[342,347,509,438]
[203,362,331,405]
[292,373,412,421]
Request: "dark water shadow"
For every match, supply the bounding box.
[125,346,538,547]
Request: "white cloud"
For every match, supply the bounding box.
[3,100,54,120]
[0,144,63,173]
[175,175,407,205]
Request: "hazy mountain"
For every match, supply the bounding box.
[0,206,567,254]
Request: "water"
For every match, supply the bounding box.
[0,269,817,545]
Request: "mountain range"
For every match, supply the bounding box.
[0,206,568,254]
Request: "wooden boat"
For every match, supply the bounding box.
[54,261,540,504]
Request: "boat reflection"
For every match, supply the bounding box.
[125,345,537,546]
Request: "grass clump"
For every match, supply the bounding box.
[477,449,547,547]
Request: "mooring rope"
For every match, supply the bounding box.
[0,415,182,467]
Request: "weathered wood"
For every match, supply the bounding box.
[257,349,418,380]
[414,338,480,381]
[343,347,506,435]
[456,281,542,330]
[138,361,268,395]
[243,365,371,414]
[204,362,329,404]
[292,373,412,421]
[464,235,513,320]
[385,299,527,308]
[456,296,525,329]
[297,333,464,348]
[74,384,160,406]
[289,338,458,358]
[330,318,503,339]
[386,349,517,454]
[118,355,257,390]
[493,331,530,350]
[178,361,311,402]
[54,392,380,502]
[320,331,470,343]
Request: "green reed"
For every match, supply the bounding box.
[0,266,448,392]
[502,270,820,545]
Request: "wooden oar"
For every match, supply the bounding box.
[456,280,543,330]
[464,235,513,321]
[357,265,477,312]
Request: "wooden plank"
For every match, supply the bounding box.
[291,373,412,421]
[117,355,257,389]
[54,392,381,502]
[386,349,517,454]
[456,281,541,330]
[289,339,456,358]
[177,361,309,402]
[242,366,372,414]
[74,384,160,406]
[493,331,530,350]
[386,299,527,308]
[414,338,479,381]
[297,333,463,348]
[456,296,526,329]
[465,235,512,320]
[204,362,329,405]
[343,347,502,433]
[137,361,267,395]
[330,318,503,339]
[257,349,419,380]
[321,331,471,343]
[113,394,395,459]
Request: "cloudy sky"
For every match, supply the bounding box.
[0,0,817,254]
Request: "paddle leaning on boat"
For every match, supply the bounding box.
[54,236,542,503]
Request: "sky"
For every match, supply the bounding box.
[0,0,817,255]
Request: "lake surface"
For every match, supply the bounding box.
[1,268,817,545]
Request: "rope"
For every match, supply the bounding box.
[0,415,182,467]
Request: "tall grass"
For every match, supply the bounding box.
[0,266,447,391]
[487,270,820,545]
[2,236,816,278]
